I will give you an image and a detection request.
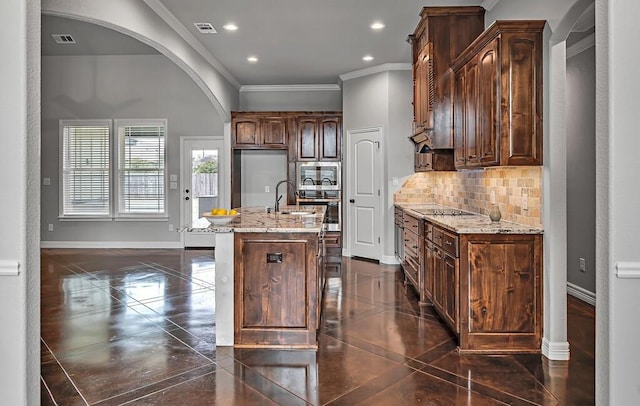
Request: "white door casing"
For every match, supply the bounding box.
[346,128,382,260]
[180,136,225,248]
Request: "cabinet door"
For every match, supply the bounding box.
[233,117,259,146]
[319,117,341,161]
[453,69,466,168]
[463,58,481,167]
[296,117,319,161]
[261,117,287,146]
[420,46,435,131]
[424,239,435,301]
[443,253,459,332]
[501,32,543,165]
[477,39,500,166]
[467,239,537,333]
[433,247,444,312]
[413,58,423,135]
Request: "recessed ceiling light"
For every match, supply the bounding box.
[247,56,258,63]
[223,23,238,31]
[363,55,374,62]
[370,22,385,30]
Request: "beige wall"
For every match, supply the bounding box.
[394,166,542,227]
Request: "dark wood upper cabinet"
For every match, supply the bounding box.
[295,115,342,161]
[452,21,545,168]
[410,7,485,149]
[232,112,288,149]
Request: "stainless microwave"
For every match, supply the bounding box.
[296,162,341,191]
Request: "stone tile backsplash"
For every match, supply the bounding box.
[394,166,542,227]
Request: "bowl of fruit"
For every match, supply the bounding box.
[202,208,240,225]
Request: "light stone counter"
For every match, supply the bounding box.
[396,203,543,234]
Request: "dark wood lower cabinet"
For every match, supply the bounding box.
[459,234,543,353]
[234,232,320,349]
[424,220,542,353]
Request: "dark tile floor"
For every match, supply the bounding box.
[41,249,595,405]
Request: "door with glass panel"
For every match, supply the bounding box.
[181,138,224,248]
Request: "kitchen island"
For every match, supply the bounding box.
[210,206,326,349]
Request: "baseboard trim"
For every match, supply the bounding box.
[380,255,400,265]
[567,282,596,306]
[541,337,570,361]
[40,241,183,249]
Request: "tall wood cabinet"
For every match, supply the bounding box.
[409,7,485,148]
[452,21,545,168]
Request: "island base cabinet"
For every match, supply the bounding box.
[458,234,543,353]
[234,232,319,349]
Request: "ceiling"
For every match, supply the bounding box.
[41,0,594,87]
[41,0,483,86]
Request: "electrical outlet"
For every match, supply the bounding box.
[48,224,53,232]
[522,191,529,211]
[265,186,270,193]
[168,223,174,232]
[490,190,496,204]
[392,177,398,186]
[579,258,586,272]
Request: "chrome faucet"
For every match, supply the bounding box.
[275,180,297,212]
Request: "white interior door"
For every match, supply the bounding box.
[181,137,224,248]
[347,128,382,260]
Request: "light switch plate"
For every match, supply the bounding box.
[169,181,178,190]
[43,178,51,185]
[169,174,177,182]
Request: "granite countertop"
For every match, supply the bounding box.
[188,205,326,233]
[396,203,543,235]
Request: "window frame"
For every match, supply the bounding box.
[114,119,168,220]
[58,119,113,220]
[58,119,168,221]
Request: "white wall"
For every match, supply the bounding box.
[239,87,342,111]
[566,45,596,295]
[342,69,414,263]
[240,150,288,208]
[0,0,40,403]
[41,54,223,246]
[599,0,640,403]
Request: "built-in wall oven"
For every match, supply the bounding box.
[296,161,342,231]
[297,162,341,194]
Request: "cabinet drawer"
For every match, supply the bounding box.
[403,213,421,234]
[425,222,433,241]
[403,229,419,254]
[432,227,443,246]
[324,232,341,248]
[403,254,419,284]
[442,230,459,257]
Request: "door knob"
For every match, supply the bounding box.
[349,199,355,203]
[185,197,190,201]
[185,189,190,193]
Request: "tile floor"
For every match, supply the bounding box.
[40,249,594,405]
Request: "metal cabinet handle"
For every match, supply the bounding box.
[445,241,453,246]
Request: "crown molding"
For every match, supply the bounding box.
[142,0,241,89]
[339,63,412,82]
[481,0,502,11]
[239,84,341,92]
[567,32,595,59]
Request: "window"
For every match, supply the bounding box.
[60,120,112,217]
[115,120,166,216]
[60,119,167,219]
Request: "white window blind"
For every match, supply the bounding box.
[61,121,111,217]
[116,120,166,216]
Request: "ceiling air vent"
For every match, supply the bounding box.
[52,34,76,44]
[194,23,217,34]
